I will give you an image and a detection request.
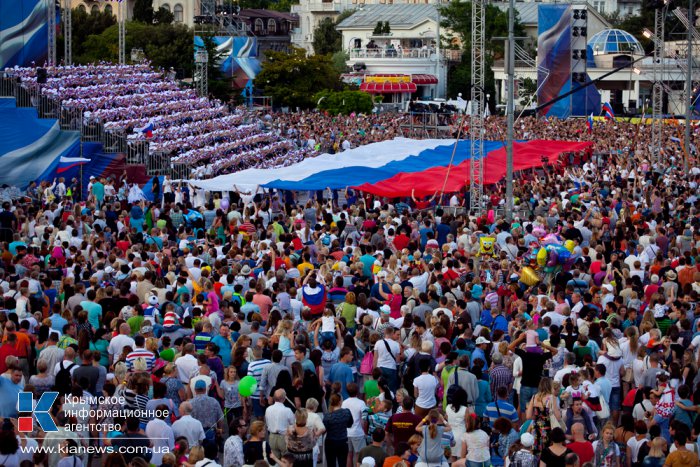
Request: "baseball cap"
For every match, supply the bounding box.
[194,379,207,390]
[475,336,491,345]
[521,432,535,448]
[380,305,391,314]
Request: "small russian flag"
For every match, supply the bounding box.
[602,102,615,121]
[587,113,594,133]
[140,122,153,138]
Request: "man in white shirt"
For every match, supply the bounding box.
[175,343,199,384]
[145,405,175,466]
[373,327,402,393]
[53,347,78,377]
[342,382,368,467]
[172,402,205,447]
[265,389,295,461]
[107,323,135,364]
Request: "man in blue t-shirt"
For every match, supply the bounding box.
[329,348,355,399]
[0,368,23,418]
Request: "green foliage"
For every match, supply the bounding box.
[382,21,391,34]
[439,0,525,99]
[72,21,194,78]
[331,50,350,74]
[153,7,174,24]
[314,90,373,114]
[257,47,343,109]
[313,17,343,55]
[133,0,154,24]
[373,21,383,35]
[57,8,116,63]
[519,77,537,107]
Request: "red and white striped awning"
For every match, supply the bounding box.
[360,81,417,94]
[411,74,438,85]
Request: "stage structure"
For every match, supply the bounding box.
[194,0,262,96]
[537,4,600,118]
[63,0,71,65]
[469,0,485,215]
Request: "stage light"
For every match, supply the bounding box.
[573,9,580,19]
[642,28,653,39]
[580,27,587,36]
[633,67,641,75]
[573,27,580,37]
[580,10,587,19]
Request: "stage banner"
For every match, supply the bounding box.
[0,0,51,68]
[537,4,572,119]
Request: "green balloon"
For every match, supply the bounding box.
[239,376,258,397]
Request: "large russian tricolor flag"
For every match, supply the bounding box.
[188,137,592,197]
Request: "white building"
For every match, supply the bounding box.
[336,4,448,101]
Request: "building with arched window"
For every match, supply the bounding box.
[70,0,132,21]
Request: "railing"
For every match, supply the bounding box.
[82,119,104,143]
[307,1,343,11]
[171,163,191,180]
[104,130,127,153]
[60,107,83,131]
[127,141,149,165]
[0,76,16,97]
[348,47,436,60]
[146,152,171,176]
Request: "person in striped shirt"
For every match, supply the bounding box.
[247,347,272,418]
[125,335,156,373]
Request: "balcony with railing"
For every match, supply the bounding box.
[348,47,437,60]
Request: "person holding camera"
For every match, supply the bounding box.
[415,409,452,467]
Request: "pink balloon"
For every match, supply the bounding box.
[220,198,230,210]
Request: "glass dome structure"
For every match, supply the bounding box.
[587,29,644,55]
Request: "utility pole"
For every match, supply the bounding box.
[685,0,693,172]
[505,0,515,222]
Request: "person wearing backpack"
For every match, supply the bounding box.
[54,348,78,396]
[447,355,478,409]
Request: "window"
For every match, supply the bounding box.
[161,3,171,11]
[268,19,276,33]
[104,4,112,15]
[78,4,86,12]
[593,1,604,13]
[174,4,183,22]
[91,4,99,14]
[255,18,264,33]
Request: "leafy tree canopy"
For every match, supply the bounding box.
[257,47,343,109]
[440,0,525,100]
[314,90,373,114]
[313,9,355,55]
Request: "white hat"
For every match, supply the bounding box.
[104,266,115,275]
[380,305,391,314]
[602,284,613,292]
[475,336,491,345]
[361,458,376,467]
[520,433,535,448]
[377,271,387,279]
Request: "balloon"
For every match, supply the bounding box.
[520,267,540,286]
[220,198,230,210]
[536,248,548,267]
[532,227,546,238]
[542,234,561,245]
[563,257,576,272]
[239,376,258,397]
[564,240,575,253]
[547,249,558,267]
[557,247,571,262]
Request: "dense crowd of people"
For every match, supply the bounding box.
[0,112,696,467]
[4,64,700,467]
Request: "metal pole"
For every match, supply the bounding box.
[118,0,126,65]
[505,0,514,222]
[685,0,693,172]
[47,0,56,66]
[64,0,72,66]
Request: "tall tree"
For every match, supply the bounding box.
[313,10,355,55]
[153,7,174,24]
[57,8,117,63]
[257,47,343,109]
[313,17,343,55]
[440,0,525,100]
[133,0,154,24]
